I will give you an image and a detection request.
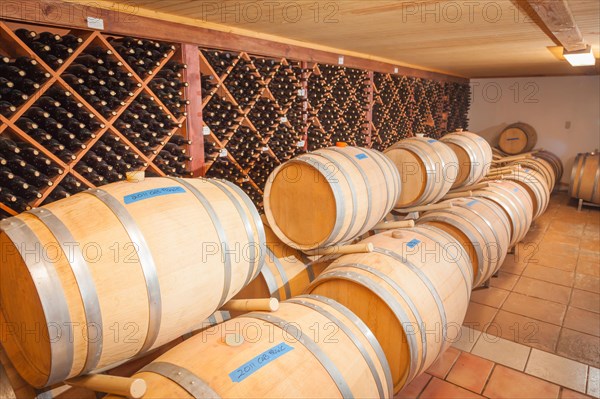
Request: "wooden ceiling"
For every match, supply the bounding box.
[76,0,599,78]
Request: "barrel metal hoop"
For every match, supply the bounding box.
[339,262,428,374]
[286,298,386,399]
[313,270,419,383]
[569,153,581,197]
[368,148,402,209]
[216,179,266,281]
[140,361,221,399]
[0,217,74,385]
[327,147,373,237]
[372,248,448,347]
[409,225,473,295]
[592,159,600,203]
[206,179,258,289]
[170,178,232,308]
[295,294,393,398]
[265,247,291,299]
[315,151,359,243]
[83,189,161,355]
[27,208,103,374]
[299,156,346,247]
[246,312,354,398]
[305,263,316,282]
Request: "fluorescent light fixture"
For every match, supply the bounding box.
[563,45,596,67]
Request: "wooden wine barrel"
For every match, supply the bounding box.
[106,296,393,399]
[473,181,534,247]
[536,150,563,183]
[306,227,472,392]
[233,225,326,302]
[384,136,458,208]
[264,146,400,251]
[417,198,511,287]
[0,177,265,388]
[440,130,493,188]
[569,151,600,204]
[508,157,556,191]
[498,122,537,155]
[506,168,550,219]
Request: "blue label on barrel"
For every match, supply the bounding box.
[467,200,479,207]
[356,153,368,160]
[229,343,294,383]
[407,239,421,248]
[427,139,437,143]
[124,186,186,204]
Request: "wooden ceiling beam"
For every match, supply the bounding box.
[527,0,587,51]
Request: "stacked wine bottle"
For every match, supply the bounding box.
[1,23,191,216]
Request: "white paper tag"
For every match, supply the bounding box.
[296,140,305,147]
[87,17,105,30]
[280,116,288,123]
[394,67,399,73]
[262,146,269,152]
[219,149,228,157]
[338,56,344,65]
[202,126,210,135]
[242,176,250,182]
[297,88,306,97]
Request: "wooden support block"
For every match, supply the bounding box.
[303,243,374,257]
[395,202,454,213]
[372,220,415,230]
[442,190,472,200]
[221,298,279,312]
[449,182,490,193]
[65,375,146,399]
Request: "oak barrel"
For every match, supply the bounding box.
[417,198,511,287]
[569,151,600,204]
[384,136,458,208]
[264,146,400,251]
[506,168,551,219]
[0,177,265,387]
[440,130,493,188]
[498,122,537,155]
[536,150,563,183]
[107,296,393,399]
[509,157,556,191]
[306,227,472,392]
[233,225,326,302]
[473,180,534,247]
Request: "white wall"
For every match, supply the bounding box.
[468,76,600,184]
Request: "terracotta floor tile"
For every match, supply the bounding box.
[463,302,499,332]
[395,372,431,399]
[419,377,484,399]
[547,221,585,238]
[426,347,461,379]
[560,388,594,398]
[490,310,561,353]
[583,225,600,239]
[483,365,560,399]
[557,329,600,368]
[538,241,581,258]
[533,252,579,273]
[523,264,575,287]
[525,349,588,393]
[471,333,531,371]
[490,271,520,291]
[450,325,482,353]
[542,232,581,249]
[577,256,600,278]
[579,238,599,255]
[513,276,572,305]
[588,367,599,398]
[446,352,494,393]
[501,254,529,275]
[570,289,600,313]
[502,292,567,325]
[470,287,510,308]
[574,274,600,293]
[563,307,600,337]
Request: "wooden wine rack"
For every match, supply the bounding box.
[0,20,191,218]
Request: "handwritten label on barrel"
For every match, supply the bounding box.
[467,200,479,207]
[229,342,294,383]
[406,239,421,249]
[356,153,368,160]
[427,139,437,143]
[124,186,186,204]
[507,138,521,141]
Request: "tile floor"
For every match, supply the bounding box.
[397,192,600,398]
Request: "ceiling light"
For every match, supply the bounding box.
[563,45,596,67]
